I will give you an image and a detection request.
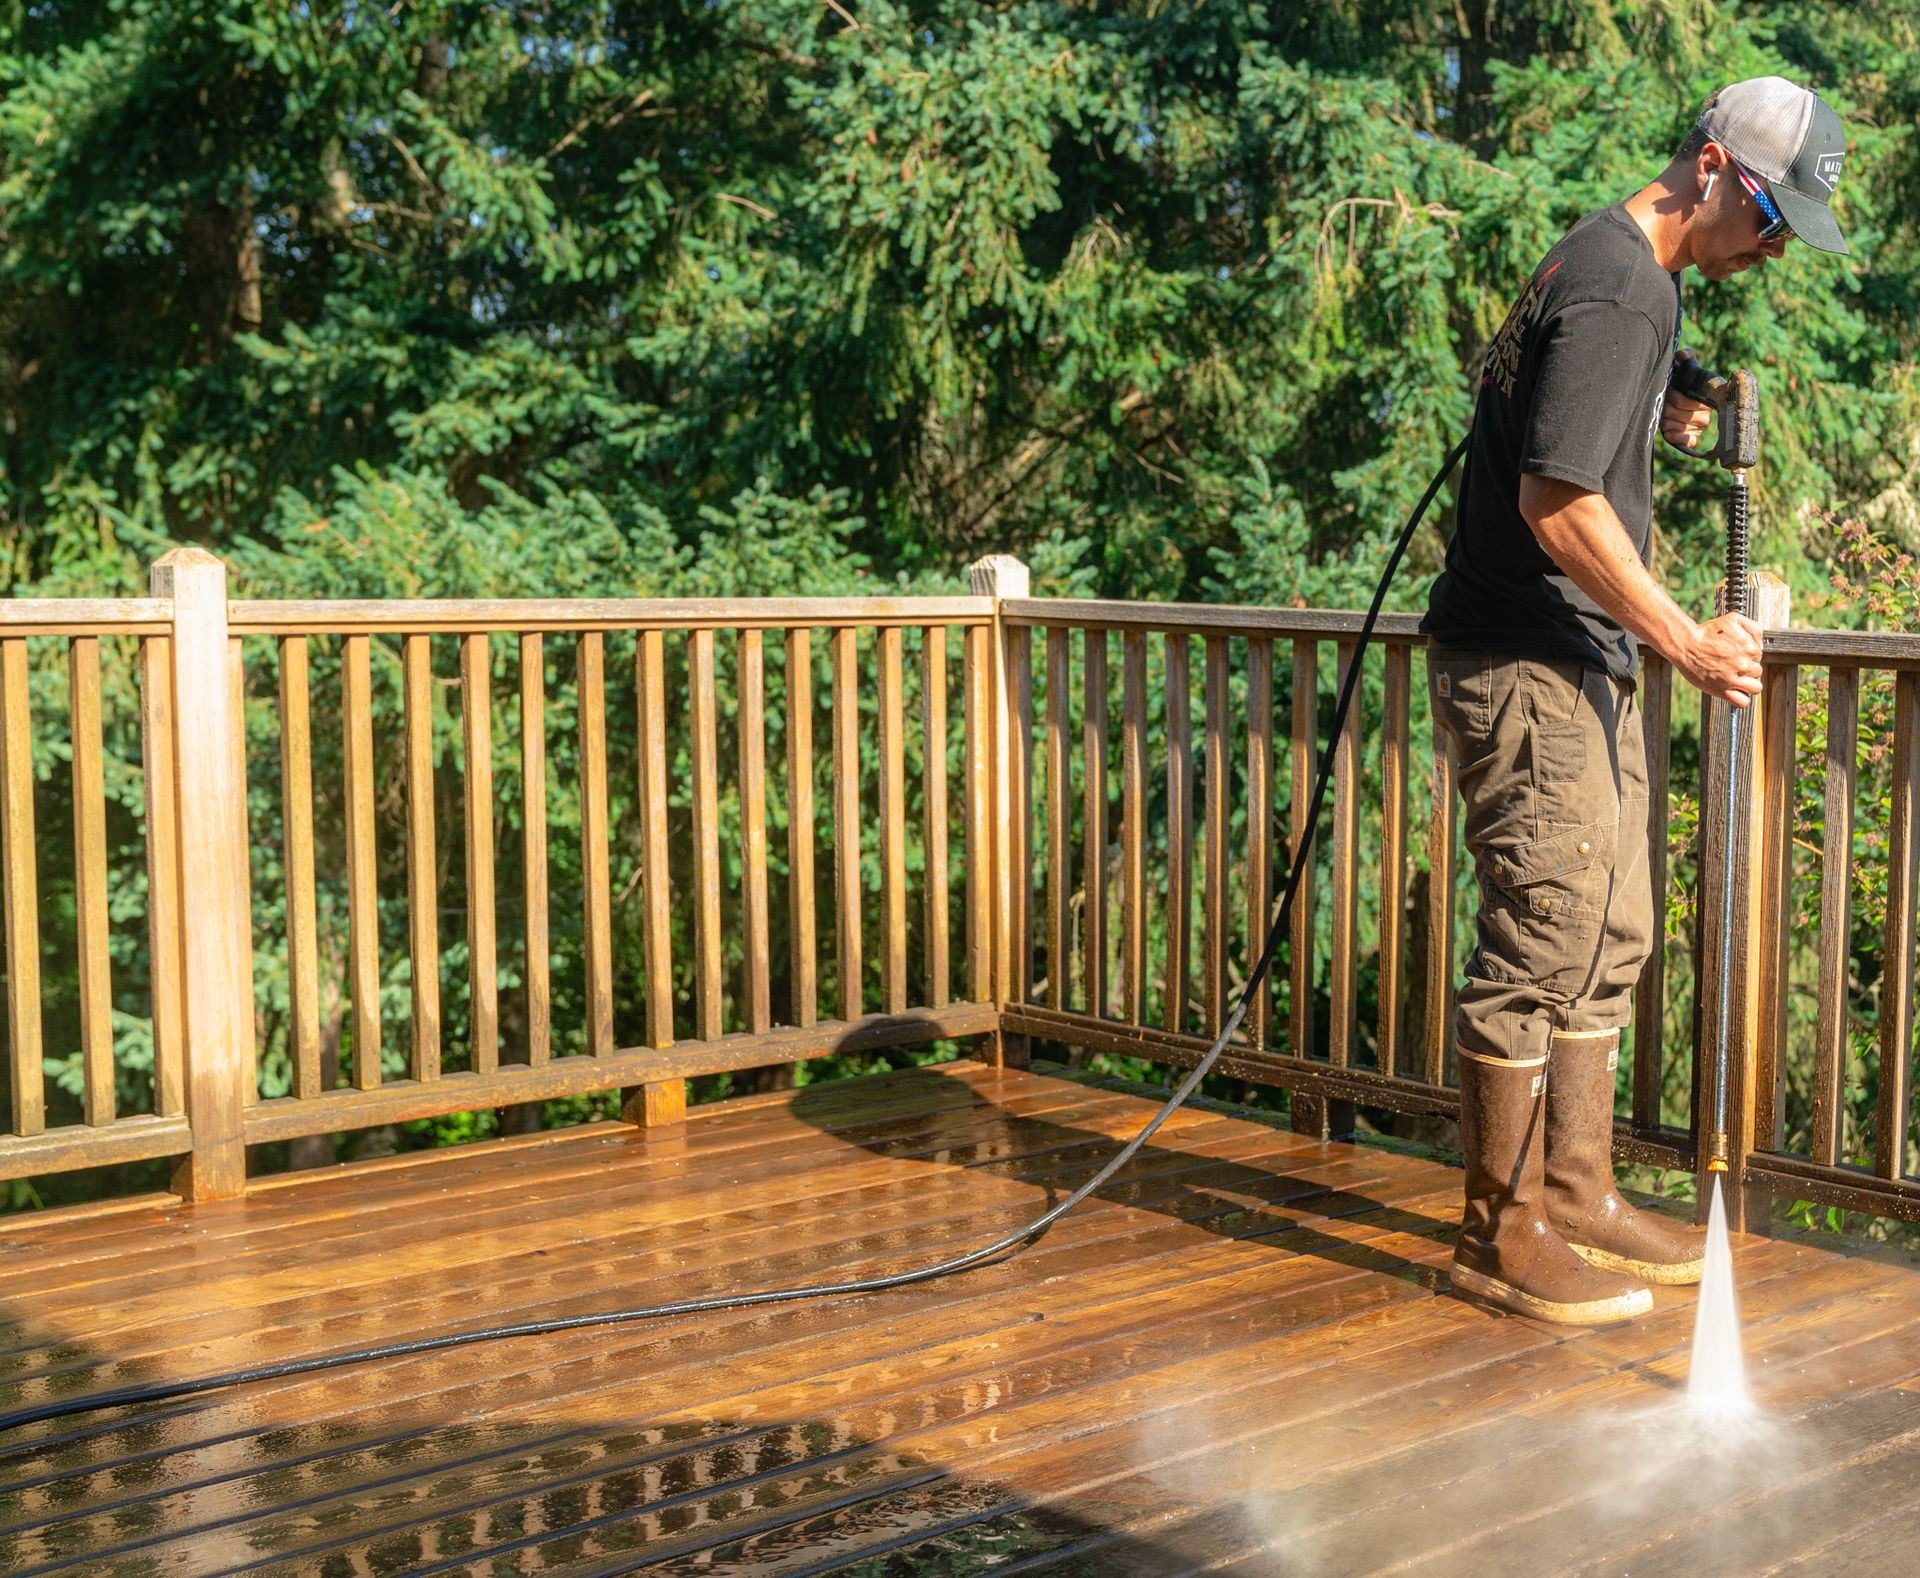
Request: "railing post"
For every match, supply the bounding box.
[969,554,1031,1069]
[151,549,251,1200]
[1695,571,1790,1231]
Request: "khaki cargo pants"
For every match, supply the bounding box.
[1428,650,1656,1062]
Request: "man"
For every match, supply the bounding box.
[1422,77,1851,1324]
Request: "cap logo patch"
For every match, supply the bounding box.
[1815,152,1845,192]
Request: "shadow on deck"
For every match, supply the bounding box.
[0,1060,1916,1575]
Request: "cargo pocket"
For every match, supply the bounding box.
[1532,723,1585,784]
[1481,826,1607,1000]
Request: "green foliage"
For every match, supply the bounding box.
[6,1,1915,603]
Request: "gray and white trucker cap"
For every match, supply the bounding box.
[1696,77,1850,254]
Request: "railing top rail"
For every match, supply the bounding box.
[226,596,994,637]
[0,598,172,637]
[1765,627,1920,670]
[1005,598,1427,641]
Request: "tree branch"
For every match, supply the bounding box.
[546,88,655,161]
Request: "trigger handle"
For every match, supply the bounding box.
[1670,354,1759,472]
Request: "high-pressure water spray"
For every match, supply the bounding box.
[1671,355,1761,1177]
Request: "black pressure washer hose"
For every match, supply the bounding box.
[0,434,1470,1437]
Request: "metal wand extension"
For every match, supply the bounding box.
[1676,357,1760,1177]
[1708,466,1751,1175]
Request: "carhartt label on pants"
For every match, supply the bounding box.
[1437,672,1453,697]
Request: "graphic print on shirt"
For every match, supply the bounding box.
[1481,260,1564,398]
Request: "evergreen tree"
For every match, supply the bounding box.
[1,1,1913,608]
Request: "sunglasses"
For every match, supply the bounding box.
[1730,159,1794,243]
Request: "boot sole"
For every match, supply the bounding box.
[1568,1242,1704,1286]
[1449,1264,1653,1325]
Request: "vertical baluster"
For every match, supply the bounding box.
[1733,580,1790,1230]
[343,634,380,1089]
[520,634,551,1065]
[1121,632,1148,1027]
[578,632,613,1058]
[1202,635,1229,1037]
[1812,666,1859,1166]
[690,628,723,1039]
[964,625,990,1004]
[69,638,113,1124]
[1329,640,1359,1069]
[1290,640,1319,1062]
[1753,658,1796,1155]
[277,636,320,1097]
[1164,633,1192,1035]
[1045,628,1070,1010]
[786,629,817,1026]
[1083,628,1109,1020]
[1377,644,1410,1077]
[403,635,440,1082]
[1246,638,1274,1048]
[1,639,43,1134]
[141,636,185,1116]
[878,626,908,1014]
[833,627,863,1021]
[1009,624,1035,1010]
[635,629,673,1050]
[1634,655,1673,1128]
[922,627,950,1008]
[461,634,498,1073]
[229,639,256,1100]
[1877,673,1919,1181]
[1422,680,1456,1088]
[739,629,772,1034]
[630,635,684,1117]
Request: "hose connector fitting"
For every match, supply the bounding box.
[1707,1133,1730,1173]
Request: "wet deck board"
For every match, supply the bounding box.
[0,1059,1916,1575]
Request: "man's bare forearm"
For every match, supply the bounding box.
[1517,474,1697,665]
[1517,473,1763,706]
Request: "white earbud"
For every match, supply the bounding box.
[1703,170,1718,202]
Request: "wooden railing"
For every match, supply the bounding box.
[0,594,191,1181]
[995,599,1702,1165]
[0,549,1915,1230]
[996,585,1920,1233]
[1730,625,1920,1228]
[994,602,1467,1143]
[218,584,1004,1176]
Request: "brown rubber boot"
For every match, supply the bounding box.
[1545,1028,1706,1285]
[1450,1046,1652,1324]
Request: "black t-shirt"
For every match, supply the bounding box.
[1423,203,1681,680]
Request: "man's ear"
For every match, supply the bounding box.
[1698,142,1730,202]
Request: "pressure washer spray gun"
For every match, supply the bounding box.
[1671,352,1760,1176]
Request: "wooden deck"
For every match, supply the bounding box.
[1,1060,1917,1576]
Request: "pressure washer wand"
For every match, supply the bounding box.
[1672,355,1761,1175]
